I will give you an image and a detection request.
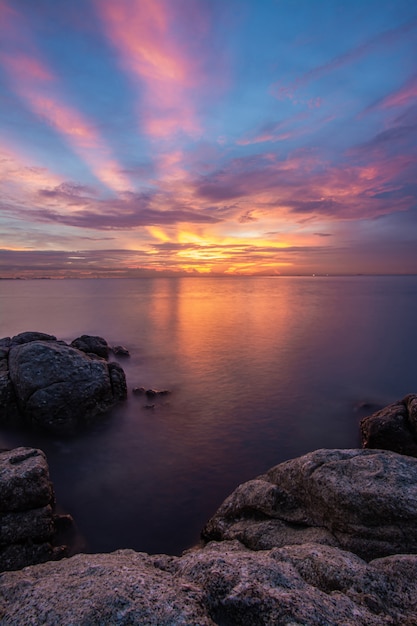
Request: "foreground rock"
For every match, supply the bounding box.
[0,448,69,572]
[360,393,417,457]
[202,447,417,561]
[1,540,417,624]
[1,448,417,624]
[0,331,127,433]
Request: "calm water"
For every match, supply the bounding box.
[1,276,416,555]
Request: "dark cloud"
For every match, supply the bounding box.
[32,185,222,229]
[238,211,258,223]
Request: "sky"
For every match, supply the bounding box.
[1,0,417,278]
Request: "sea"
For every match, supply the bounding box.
[0,275,416,556]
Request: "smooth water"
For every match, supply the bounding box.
[1,276,416,555]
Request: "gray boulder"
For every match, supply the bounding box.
[1,448,417,624]
[0,447,69,572]
[360,393,417,456]
[1,541,417,624]
[71,334,110,359]
[0,331,127,433]
[202,448,417,561]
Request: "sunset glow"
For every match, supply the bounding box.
[1,0,416,277]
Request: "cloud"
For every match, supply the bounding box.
[271,16,417,103]
[95,0,206,139]
[31,193,222,230]
[0,248,182,277]
[193,131,417,223]
[0,3,131,192]
[376,74,417,110]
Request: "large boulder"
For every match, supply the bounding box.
[360,394,417,457]
[0,331,127,434]
[1,448,417,624]
[0,541,416,624]
[0,447,69,572]
[201,448,417,561]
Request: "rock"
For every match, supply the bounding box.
[0,344,19,425]
[71,334,109,359]
[145,388,171,397]
[10,331,57,345]
[202,448,417,561]
[175,540,417,626]
[112,345,130,357]
[0,332,127,433]
[132,387,171,398]
[0,550,215,625]
[360,394,417,456]
[0,448,69,572]
[1,542,417,624]
[1,447,417,623]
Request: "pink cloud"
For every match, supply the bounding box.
[378,74,417,110]
[193,133,417,224]
[0,2,131,193]
[0,53,130,192]
[96,0,206,138]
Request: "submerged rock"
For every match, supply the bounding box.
[0,331,127,434]
[112,344,130,357]
[0,447,70,572]
[360,393,417,457]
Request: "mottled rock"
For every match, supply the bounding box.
[0,448,53,511]
[202,448,417,560]
[360,394,417,456]
[0,448,69,572]
[1,542,417,625]
[112,345,130,357]
[0,333,127,433]
[10,331,57,346]
[2,445,417,623]
[0,550,215,625]
[71,334,109,359]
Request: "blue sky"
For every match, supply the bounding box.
[1,0,416,276]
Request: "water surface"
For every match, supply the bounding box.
[0,276,416,555]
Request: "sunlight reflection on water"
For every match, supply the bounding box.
[0,276,416,554]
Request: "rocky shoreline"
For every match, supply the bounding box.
[1,332,417,623]
[1,442,417,624]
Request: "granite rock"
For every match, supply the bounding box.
[202,448,417,561]
[360,393,417,456]
[1,541,416,625]
[0,331,127,433]
[0,447,69,572]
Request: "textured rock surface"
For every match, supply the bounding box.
[360,393,417,456]
[0,448,68,572]
[1,542,417,625]
[202,448,417,561]
[0,550,215,626]
[0,331,127,433]
[71,334,110,359]
[1,447,417,624]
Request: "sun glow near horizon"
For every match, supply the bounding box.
[0,0,416,278]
